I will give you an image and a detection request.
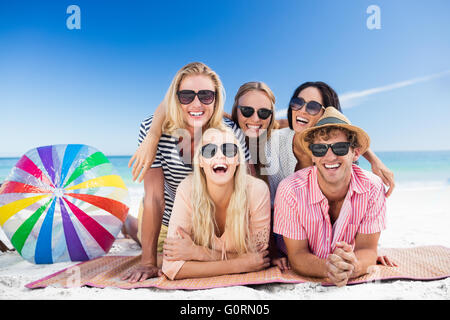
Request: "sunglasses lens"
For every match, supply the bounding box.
[239,106,255,118]
[257,108,272,120]
[310,144,328,157]
[289,97,305,111]
[178,90,195,104]
[310,142,351,157]
[331,142,351,156]
[306,101,323,115]
[201,144,217,158]
[197,90,215,104]
[222,143,238,157]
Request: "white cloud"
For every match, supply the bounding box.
[340,70,450,109]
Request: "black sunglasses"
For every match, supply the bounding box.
[309,142,351,157]
[177,90,215,105]
[201,143,239,159]
[238,106,273,120]
[289,97,324,115]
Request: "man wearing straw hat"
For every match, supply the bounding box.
[273,107,386,287]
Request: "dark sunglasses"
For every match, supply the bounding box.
[289,97,324,115]
[201,143,239,159]
[238,106,273,120]
[177,90,215,105]
[309,142,351,157]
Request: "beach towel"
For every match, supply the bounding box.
[25,246,450,290]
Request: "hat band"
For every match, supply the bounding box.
[315,117,348,127]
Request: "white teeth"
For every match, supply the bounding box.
[296,117,308,124]
[189,111,204,116]
[247,125,262,129]
[213,164,228,170]
[325,163,340,169]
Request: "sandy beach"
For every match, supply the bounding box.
[1,184,449,300]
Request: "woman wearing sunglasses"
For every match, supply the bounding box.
[121,62,251,283]
[161,127,271,280]
[229,82,279,182]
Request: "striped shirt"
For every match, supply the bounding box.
[273,164,386,259]
[138,116,250,227]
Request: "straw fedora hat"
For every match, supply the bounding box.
[298,107,371,158]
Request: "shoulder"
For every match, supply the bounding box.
[246,176,271,218]
[352,165,384,194]
[140,115,154,129]
[222,116,237,128]
[138,115,154,144]
[275,127,295,141]
[268,127,291,140]
[176,175,194,197]
[222,117,244,137]
[277,166,312,197]
[178,174,194,191]
[247,175,270,195]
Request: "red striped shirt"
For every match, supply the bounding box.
[273,165,386,259]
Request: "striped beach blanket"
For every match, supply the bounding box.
[25,246,450,290]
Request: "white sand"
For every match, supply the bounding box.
[1,185,450,300]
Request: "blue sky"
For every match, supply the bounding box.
[1,0,450,157]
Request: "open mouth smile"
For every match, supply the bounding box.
[189,111,205,117]
[296,116,309,125]
[324,163,341,170]
[212,163,228,174]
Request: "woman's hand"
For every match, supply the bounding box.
[370,158,395,197]
[377,255,398,267]
[121,262,162,283]
[163,227,202,261]
[238,250,271,273]
[128,131,159,183]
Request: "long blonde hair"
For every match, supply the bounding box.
[191,127,252,254]
[162,62,226,135]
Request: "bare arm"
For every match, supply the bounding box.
[122,168,165,282]
[173,250,270,280]
[140,167,165,265]
[283,237,328,278]
[351,232,380,278]
[129,101,166,182]
[163,228,241,262]
[362,148,395,197]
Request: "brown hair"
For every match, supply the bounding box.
[304,126,361,150]
[288,81,341,130]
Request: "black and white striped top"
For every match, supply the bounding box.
[138,116,250,227]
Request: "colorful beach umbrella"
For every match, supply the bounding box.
[0,144,129,264]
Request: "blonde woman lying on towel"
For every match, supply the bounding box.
[161,127,272,280]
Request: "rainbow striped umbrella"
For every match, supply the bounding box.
[0,144,129,264]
